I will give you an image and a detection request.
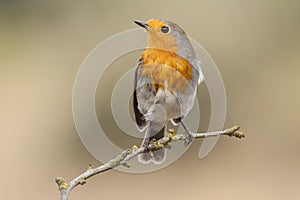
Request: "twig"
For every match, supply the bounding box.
[55,126,244,200]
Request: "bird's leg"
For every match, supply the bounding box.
[180,120,194,146]
[142,129,150,150]
[143,137,150,148]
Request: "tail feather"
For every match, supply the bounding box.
[138,125,166,164]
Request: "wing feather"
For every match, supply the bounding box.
[133,59,147,131]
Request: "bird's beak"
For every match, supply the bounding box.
[134,20,148,30]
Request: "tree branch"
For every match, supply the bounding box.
[55,126,244,200]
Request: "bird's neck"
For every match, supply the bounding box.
[146,33,178,55]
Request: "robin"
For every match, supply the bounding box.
[133,19,204,164]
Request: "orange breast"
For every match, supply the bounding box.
[141,49,193,93]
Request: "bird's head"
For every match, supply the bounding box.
[134,19,195,59]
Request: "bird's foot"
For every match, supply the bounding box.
[184,130,194,146]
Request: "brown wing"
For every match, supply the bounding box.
[133,59,146,131]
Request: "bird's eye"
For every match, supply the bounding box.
[161,26,169,34]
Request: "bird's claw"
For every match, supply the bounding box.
[184,131,194,146]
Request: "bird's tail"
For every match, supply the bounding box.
[138,124,166,164]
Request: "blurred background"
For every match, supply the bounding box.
[1,0,300,200]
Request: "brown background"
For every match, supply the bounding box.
[1,1,300,200]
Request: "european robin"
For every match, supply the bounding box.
[133,19,204,164]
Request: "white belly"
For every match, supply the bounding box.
[154,87,194,120]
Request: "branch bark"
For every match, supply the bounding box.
[56,126,244,200]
